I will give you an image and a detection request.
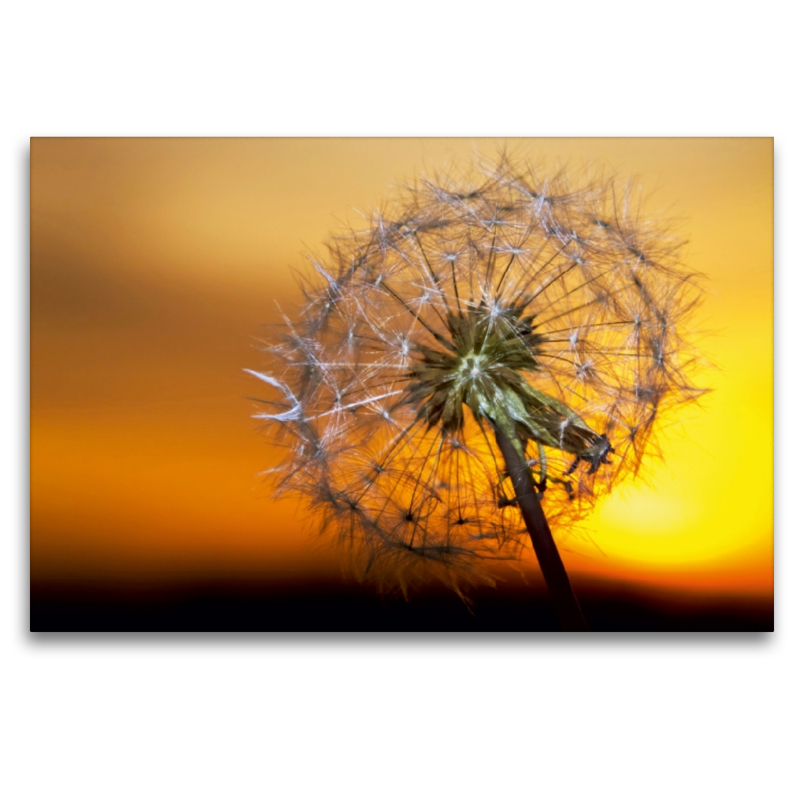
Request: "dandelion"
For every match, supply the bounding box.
[248,154,705,631]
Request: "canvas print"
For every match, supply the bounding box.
[30,138,773,631]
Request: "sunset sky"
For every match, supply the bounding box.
[30,137,773,608]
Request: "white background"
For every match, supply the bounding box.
[4,2,795,798]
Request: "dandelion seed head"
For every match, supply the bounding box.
[250,154,706,597]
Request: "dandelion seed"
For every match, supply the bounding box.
[250,154,705,630]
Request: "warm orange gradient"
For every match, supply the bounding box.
[30,138,773,602]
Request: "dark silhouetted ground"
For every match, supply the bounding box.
[30,574,773,633]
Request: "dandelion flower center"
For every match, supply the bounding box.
[406,299,550,434]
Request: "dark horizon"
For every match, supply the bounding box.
[31,572,773,633]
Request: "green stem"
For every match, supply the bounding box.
[492,422,589,632]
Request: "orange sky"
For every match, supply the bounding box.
[30,138,773,598]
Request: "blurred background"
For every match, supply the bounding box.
[30,138,773,631]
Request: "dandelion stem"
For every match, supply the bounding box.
[492,423,589,632]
